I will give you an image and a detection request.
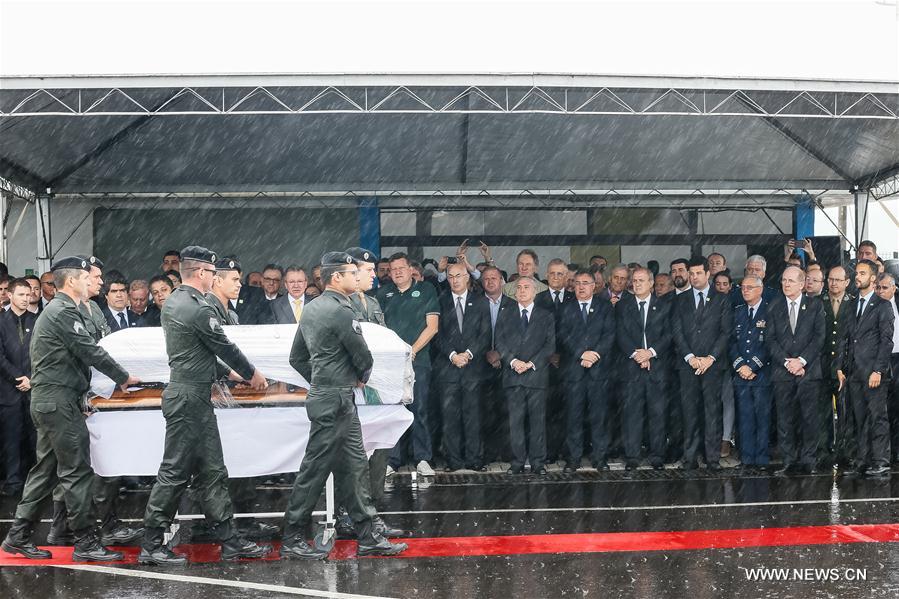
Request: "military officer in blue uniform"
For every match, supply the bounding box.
[729,275,773,470]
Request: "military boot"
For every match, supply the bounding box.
[100,519,144,546]
[220,534,272,561]
[356,520,408,557]
[72,529,124,562]
[1,519,52,559]
[138,527,187,566]
[279,533,328,560]
[46,501,74,545]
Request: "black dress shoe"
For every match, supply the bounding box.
[101,522,144,546]
[707,462,721,471]
[535,467,548,476]
[1,539,52,559]
[625,460,640,471]
[867,466,890,477]
[507,466,524,475]
[593,461,610,471]
[138,546,188,565]
[72,535,124,562]
[562,463,577,473]
[373,516,407,538]
[650,460,664,470]
[468,464,487,472]
[357,535,408,557]
[280,537,328,560]
[682,461,698,471]
[774,465,801,476]
[221,535,271,560]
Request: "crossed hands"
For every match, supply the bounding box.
[785,358,806,378]
[451,353,471,368]
[511,359,535,374]
[632,349,653,371]
[736,365,757,381]
[688,356,714,376]
[580,351,600,369]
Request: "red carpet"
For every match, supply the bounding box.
[2,523,898,566]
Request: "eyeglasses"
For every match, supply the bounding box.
[262,276,282,283]
[827,278,847,283]
[875,285,894,291]
[447,273,469,280]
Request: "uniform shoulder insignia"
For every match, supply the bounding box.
[351,319,363,334]
[73,321,86,335]
[209,316,222,331]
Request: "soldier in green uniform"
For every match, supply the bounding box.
[1,257,140,561]
[189,257,279,541]
[280,252,407,560]
[335,247,404,539]
[139,246,271,565]
[47,255,143,549]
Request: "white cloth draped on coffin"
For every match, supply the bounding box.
[87,405,414,477]
[89,323,414,404]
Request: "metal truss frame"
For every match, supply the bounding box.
[56,188,835,211]
[2,85,897,120]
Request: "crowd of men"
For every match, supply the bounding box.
[0,237,896,560]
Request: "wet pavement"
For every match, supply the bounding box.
[3,467,899,598]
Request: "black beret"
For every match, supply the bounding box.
[51,256,91,272]
[180,245,217,265]
[76,255,104,269]
[321,251,354,267]
[345,247,379,264]
[215,257,242,272]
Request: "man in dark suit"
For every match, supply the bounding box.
[494,276,555,475]
[729,276,772,469]
[433,263,492,471]
[821,266,854,467]
[139,275,175,327]
[558,269,615,471]
[0,279,37,495]
[102,277,141,332]
[874,273,899,462]
[270,265,309,325]
[482,266,515,464]
[535,258,576,464]
[615,268,672,470]
[671,257,733,470]
[837,260,895,476]
[766,265,826,475]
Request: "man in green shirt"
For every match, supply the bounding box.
[139,246,271,565]
[281,252,406,559]
[1,257,140,561]
[376,252,440,476]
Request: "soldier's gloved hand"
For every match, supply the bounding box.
[248,369,268,391]
[119,375,141,393]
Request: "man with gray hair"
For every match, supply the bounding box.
[495,276,556,475]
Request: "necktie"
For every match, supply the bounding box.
[639,300,647,349]
[553,291,561,308]
[789,301,797,334]
[521,308,529,331]
[455,296,464,333]
[117,312,127,329]
[857,297,866,319]
[581,302,588,323]
[16,316,24,343]
[748,306,755,321]
[293,298,303,322]
[696,291,705,318]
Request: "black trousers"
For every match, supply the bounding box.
[773,377,822,467]
[0,399,36,488]
[440,379,483,469]
[564,378,610,465]
[482,372,510,462]
[506,386,547,470]
[848,377,890,469]
[679,368,723,465]
[887,355,899,460]
[666,364,684,461]
[623,376,668,463]
[545,367,566,462]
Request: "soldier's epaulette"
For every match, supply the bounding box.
[189,291,209,306]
